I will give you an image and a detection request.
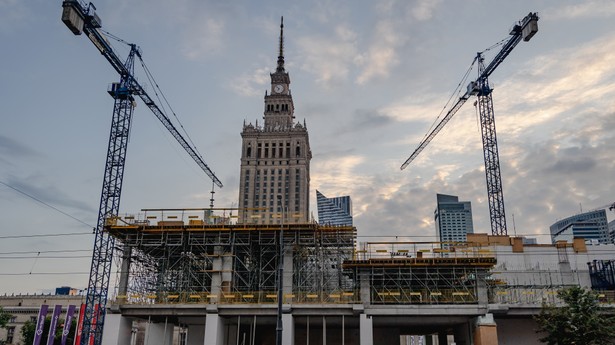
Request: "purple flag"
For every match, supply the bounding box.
[46,305,62,345]
[61,305,76,345]
[33,304,48,345]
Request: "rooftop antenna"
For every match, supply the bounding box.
[512,213,517,237]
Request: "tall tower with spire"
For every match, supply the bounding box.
[238,18,312,224]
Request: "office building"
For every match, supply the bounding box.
[434,194,474,244]
[550,209,609,244]
[316,190,353,226]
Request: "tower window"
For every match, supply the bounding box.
[296,145,300,157]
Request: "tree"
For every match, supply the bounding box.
[0,306,11,329]
[534,286,615,345]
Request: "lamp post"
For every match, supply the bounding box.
[276,195,284,345]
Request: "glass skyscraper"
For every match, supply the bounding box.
[434,194,474,245]
[316,190,353,226]
[550,209,609,244]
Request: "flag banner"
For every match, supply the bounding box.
[73,304,86,345]
[61,305,76,345]
[46,305,63,345]
[33,304,49,345]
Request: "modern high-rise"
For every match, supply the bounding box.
[550,209,609,244]
[238,19,311,224]
[434,194,474,244]
[316,190,353,226]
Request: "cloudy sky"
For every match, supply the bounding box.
[1,0,614,293]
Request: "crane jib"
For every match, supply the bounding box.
[400,12,539,239]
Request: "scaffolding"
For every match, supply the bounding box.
[343,241,497,304]
[105,209,357,305]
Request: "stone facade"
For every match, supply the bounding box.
[238,19,311,225]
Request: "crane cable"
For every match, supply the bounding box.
[420,57,477,143]
[100,30,210,177]
[421,35,509,143]
[138,58,208,162]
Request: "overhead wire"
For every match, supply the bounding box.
[0,180,94,229]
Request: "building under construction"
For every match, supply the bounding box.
[97,208,615,345]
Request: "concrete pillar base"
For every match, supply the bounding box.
[359,314,373,345]
[101,314,132,345]
[282,314,294,345]
[204,315,224,345]
[474,314,498,345]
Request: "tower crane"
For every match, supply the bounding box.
[400,13,539,236]
[61,2,223,344]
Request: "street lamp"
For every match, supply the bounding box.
[276,195,284,345]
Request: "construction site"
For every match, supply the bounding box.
[52,2,615,345]
[99,209,615,345]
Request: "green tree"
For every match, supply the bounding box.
[535,286,615,345]
[20,319,35,345]
[0,306,11,328]
[0,306,12,345]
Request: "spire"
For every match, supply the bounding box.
[276,16,285,72]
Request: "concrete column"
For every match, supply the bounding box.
[221,249,233,294]
[210,246,224,296]
[204,315,224,345]
[282,314,294,345]
[359,271,371,305]
[101,314,132,345]
[359,314,373,345]
[473,314,498,345]
[117,247,132,304]
[476,272,489,306]
[144,320,174,345]
[186,324,205,345]
[283,248,294,296]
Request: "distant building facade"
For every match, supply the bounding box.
[0,293,84,345]
[316,190,353,226]
[434,194,474,244]
[237,19,311,225]
[609,219,615,244]
[550,209,609,244]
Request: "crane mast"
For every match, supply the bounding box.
[401,12,539,236]
[61,1,223,344]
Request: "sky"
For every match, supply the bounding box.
[1,0,614,294]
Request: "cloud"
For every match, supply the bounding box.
[2,175,96,215]
[355,20,404,85]
[0,0,29,34]
[180,17,226,60]
[408,0,442,21]
[0,135,38,158]
[297,25,360,86]
[229,66,271,97]
[549,1,615,20]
